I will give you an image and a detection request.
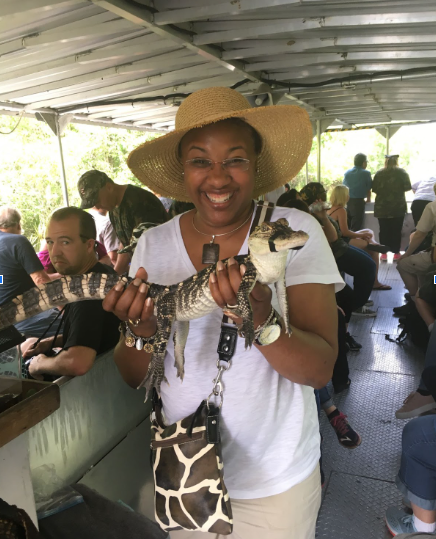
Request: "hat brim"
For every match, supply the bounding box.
[127,105,313,202]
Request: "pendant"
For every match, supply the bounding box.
[135,337,144,351]
[125,335,135,348]
[202,237,220,265]
[143,342,154,353]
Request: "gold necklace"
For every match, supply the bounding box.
[192,205,254,264]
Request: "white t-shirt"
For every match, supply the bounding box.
[263,185,286,204]
[88,209,119,253]
[130,205,344,499]
[412,177,436,202]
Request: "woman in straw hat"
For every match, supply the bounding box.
[103,87,344,539]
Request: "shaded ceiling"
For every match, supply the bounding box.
[1,0,436,132]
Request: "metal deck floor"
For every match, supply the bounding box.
[316,258,426,539]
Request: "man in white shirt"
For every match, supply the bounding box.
[411,176,436,226]
[88,207,119,266]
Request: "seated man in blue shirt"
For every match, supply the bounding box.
[0,207,61,338]
[343,153,372,231]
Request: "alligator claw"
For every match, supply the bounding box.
[242,318,255,349]
[141,355,168,401]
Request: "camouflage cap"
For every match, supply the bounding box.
[77,170,111,209]
[299,182,326,206]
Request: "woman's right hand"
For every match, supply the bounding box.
[358,232,371,242]
[102,267,157,337]
[22,337,53,359]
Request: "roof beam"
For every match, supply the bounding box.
[104,73,242,101]
[193,12,436,45]
[153,0,300,26]
[222,34,436,61]
[111,106,176,122]
[223,39,335,60]
[91,0,263,83]
[0,0,81,18]
[25,63,229,109]
[247,52,436,72]
[23,18,135,48]
[0,50,199,100]
[267,65,357,78]
[0,39,175,91]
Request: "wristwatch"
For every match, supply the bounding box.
[254,308,283,346]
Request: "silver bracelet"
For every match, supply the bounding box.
[253,307,276,339]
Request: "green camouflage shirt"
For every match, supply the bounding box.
[109,185,168,247]
[372,167,412,218]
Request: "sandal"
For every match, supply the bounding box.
[373,284,392,291]
[367,243,389,254]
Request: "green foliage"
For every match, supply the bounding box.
[1,115,435,249]
[0,116,157,248]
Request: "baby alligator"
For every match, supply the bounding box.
[0,219,309,398]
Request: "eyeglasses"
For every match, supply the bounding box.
[184,158,250,173]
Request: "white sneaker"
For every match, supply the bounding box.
[352,306,377,317]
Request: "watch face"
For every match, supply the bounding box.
[259,324,281,345]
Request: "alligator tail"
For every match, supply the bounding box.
[0,273,128,331]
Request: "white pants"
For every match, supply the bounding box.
[169,464,321,539]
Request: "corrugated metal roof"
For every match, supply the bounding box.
[2,0,436,132]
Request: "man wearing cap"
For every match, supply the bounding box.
[343,153,372,231]
[372,154,411,261]
[78,170,168,274]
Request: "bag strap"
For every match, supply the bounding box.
[33,307,65,350]
[220,200,275,333]
[152,201,276,413]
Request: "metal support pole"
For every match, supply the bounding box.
[386,126,390,156]
[305,160,309,184]
[316,119,321,182]
[56,118,69,207]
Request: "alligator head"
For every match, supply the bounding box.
[248,218,309,256]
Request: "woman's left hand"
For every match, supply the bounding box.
[209,257,272,327]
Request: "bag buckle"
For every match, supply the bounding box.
[207,360,231,410]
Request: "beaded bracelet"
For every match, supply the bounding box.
[119,322,156,353]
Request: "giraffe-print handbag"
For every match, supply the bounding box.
[150,396,233,534]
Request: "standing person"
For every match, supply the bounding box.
[343,153,372,231]
[411,175,436,226]
[103,86,344,539]
[77,170,168,274]
[88,206,119,265]
[372,154,412,261]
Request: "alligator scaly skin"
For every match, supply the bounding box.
[0,219,309,399]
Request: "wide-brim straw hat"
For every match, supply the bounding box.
[127,87,313,202]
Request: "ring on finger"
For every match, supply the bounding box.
[128,318,141,327]
[226,303,238,309]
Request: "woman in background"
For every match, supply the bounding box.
[328,185,391,291]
